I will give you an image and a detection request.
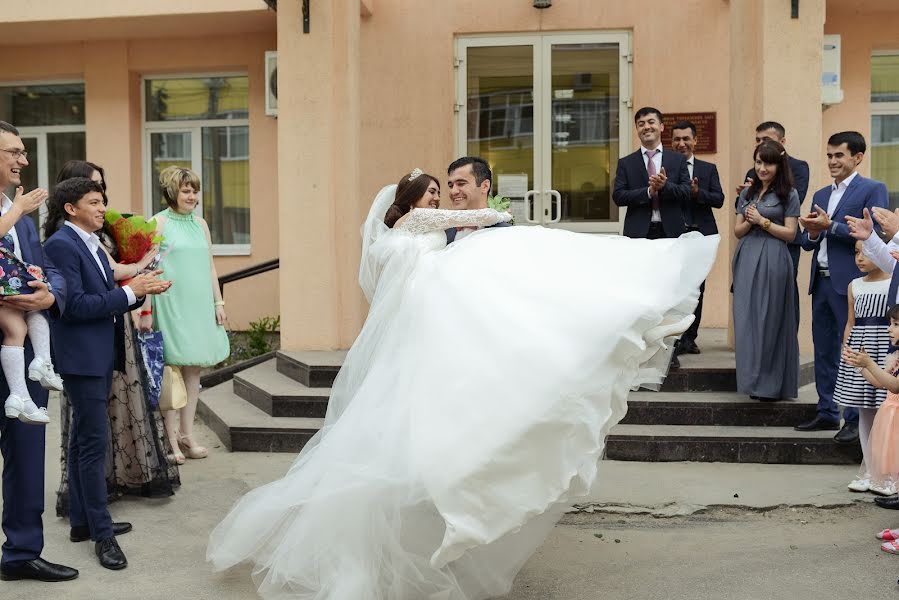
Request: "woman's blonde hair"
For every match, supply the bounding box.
[159,165,200,209]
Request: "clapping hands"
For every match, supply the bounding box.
[873,207,899,239]
[842,344,873,370]
[649,167,667,193]
[11,186,48,216]
[845,208,875,241]
[743,203,762,225]
[797,205,830,234]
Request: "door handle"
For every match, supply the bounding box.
[524,190,538,223]
[548,190,562,223]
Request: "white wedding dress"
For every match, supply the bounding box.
[207,184,720,599]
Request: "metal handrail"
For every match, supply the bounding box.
[218,258,279,294]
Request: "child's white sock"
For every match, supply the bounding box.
[25,311,51,361]
[1,345,29,398]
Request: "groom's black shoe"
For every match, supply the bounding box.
[71,521,132,542]
[875,495,899,510]
[0,557,79,582]
[95,537,128,570]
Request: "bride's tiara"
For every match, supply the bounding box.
[408,168,424,181]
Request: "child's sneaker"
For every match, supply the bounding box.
[28,357,64,391]
[4,394,49,425]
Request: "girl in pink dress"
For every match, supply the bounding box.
[842,304,899,553]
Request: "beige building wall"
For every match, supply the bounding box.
[824,6,899,179]
[0,24,279,330]
[279,0,832,352]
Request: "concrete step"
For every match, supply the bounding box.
[621,384,818,426]
[660,353,815,392]
[197,381,323,453]
[275,350,345,388]
[234,360,330,417]
[606,424,862,464]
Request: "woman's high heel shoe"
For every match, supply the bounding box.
[178,434,208,459]
[167,448,185,465]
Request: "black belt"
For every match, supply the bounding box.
[648,222,664,230]
[817,269,830,278]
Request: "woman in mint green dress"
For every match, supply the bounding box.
[138,166,229,464]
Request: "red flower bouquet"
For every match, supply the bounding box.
[104,209,163,265]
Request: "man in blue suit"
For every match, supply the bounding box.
[42,178,170,571]
[612,106,690,240]
[445,156,512,244]
[0,121,76,583]
[794,132,888,445]
[670,120,724,355]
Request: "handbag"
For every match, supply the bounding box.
[136,331,165,408]
[159,364,188,411]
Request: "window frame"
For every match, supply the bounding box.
[141,72,251,256]
[0,79,87,233]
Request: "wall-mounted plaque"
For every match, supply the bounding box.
[661,112,717,154]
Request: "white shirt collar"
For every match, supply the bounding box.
[833,171,859,191]
[0,194,11,214]
[685,154,695,165]
[641,145,663,156]
[64,220,101,251]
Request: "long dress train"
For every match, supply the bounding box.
[208,188,719,599]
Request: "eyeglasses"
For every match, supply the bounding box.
[0,148,27,159]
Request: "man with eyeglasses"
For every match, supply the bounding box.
[0,121,76,583]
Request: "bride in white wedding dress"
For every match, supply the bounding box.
[207,169,719,599]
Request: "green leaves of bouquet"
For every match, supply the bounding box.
[487,194,513,224]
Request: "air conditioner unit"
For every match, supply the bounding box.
[265,51,278,117]
[822,34,844,106]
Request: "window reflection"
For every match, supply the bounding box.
[145,77,249,122]
[0,84,85,127]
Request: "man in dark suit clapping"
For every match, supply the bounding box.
[671,120,724,355]
[42,178,171,571]
[613,106,690,240]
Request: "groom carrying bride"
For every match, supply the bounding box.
[445,156,513,243]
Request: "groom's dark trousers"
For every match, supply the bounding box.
[0,218,65,568]
[44,224,136,542]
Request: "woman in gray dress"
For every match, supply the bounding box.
[733,140,800,400]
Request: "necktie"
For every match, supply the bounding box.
[646,149,659,211]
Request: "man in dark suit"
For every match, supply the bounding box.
[737,121,810,278]
[446,156,512,244]
[794,132,888,446]
[613,107,690,240]
[670,120,724,355]
[0,121,77,584]
[42,178,170,571]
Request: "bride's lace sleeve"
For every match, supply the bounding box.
[395,208,512,234]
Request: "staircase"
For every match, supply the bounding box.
[198,330,862,464]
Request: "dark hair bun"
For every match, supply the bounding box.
[384,204,405,228]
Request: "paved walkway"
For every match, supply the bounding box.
[0,411,891,599]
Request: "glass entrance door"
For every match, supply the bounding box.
[456,32,631,233]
